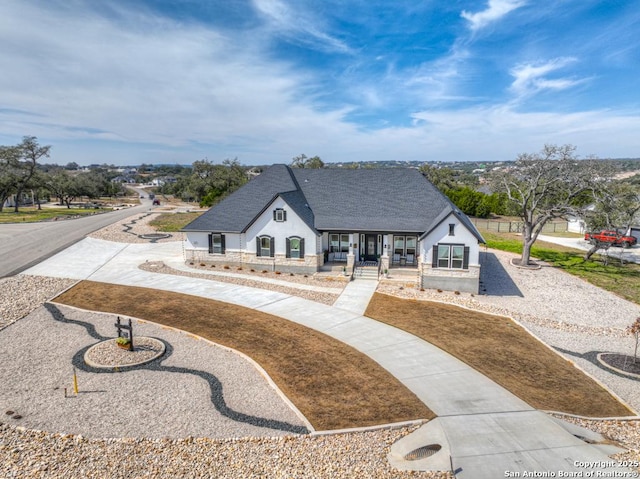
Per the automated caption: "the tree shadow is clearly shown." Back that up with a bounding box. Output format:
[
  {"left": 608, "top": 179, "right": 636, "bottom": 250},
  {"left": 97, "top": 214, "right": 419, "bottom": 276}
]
[
  {"left": 479, "top": 251, "right": 523, "bottom": 297},
  {"left": 554, "top": 346, "right": 640, "bottom": 382}
]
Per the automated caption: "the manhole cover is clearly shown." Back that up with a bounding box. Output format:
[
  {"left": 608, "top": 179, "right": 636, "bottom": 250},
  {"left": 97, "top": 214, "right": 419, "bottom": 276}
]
[
  {"left": 404, "top": 444, "right": 442, "bottom": 461},
  {"left": 138, "top": 233, "right": 172, "bottom": 240}
]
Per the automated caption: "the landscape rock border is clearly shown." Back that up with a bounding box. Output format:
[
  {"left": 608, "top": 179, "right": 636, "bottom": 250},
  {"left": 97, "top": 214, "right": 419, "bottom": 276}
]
[
  {"left": 597, "top": 353, "right": 640, "bottom": 380},
  {"left": 84, "top": 336, "right": 166, "bottom": 369}
]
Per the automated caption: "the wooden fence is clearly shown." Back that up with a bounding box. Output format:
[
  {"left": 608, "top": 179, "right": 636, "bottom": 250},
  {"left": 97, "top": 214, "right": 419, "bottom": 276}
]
[{"left": 470, "top": 219, "right": 568, "bottom": 234}]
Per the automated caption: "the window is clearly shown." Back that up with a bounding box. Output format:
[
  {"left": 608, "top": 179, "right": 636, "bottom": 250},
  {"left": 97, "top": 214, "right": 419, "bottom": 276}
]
[
  {"left": 437, "top": 245, "right": 450, "bottom": 268},
  {"left": 329, "top": 233, "right": 350, "bottom": 253},
  {"left": 257, "top": 235, "right": 274, "bottom": 257},
  {"left": 208, "top": 233, "right": 225, "bottom": 254},
  {"left": 273, "top": 208, "right": 286, "bottom": 222},
  {"left": 406, "top": 236, "right": 417, "bottom": 256},
  {"left": 393, "top": 235, "right": 417, "bottom": 256},
  {"left": 286, "top": 236, "right": 305, "bottom": 259},
  {"left": 394, "top": 236, "right": 405, "bottom": 256},
  {"left": 434, "top": 244, "right": 468, "bottom": 269},
  {"left": 449, "top": 224, "right": 455, "bottom": 236},
  {"left": 340, "top": 234, "right": 349, "bottom": 252}
]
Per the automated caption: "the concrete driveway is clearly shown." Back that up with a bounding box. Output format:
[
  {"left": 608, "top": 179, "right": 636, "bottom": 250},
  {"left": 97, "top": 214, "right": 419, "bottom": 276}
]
[{"left": 538, "top": 234, "right": 640, "bottom": 263}]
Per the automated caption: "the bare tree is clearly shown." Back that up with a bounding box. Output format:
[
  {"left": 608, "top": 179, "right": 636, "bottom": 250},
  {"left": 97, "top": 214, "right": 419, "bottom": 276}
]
[
  {"left": 492, "top": 144, "right": 599, "bottom": 266},
  {"left": 582, "top": 180, "right": 640, "bottom": 261},
  {"left": 628, "top": 317, "right": 640, "bottom": 364}
]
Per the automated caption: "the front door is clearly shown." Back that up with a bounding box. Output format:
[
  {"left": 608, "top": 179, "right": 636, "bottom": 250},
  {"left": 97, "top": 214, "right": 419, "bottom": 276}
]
[{"left": 364, "top": 234, "right": 378, "bottom": 262}]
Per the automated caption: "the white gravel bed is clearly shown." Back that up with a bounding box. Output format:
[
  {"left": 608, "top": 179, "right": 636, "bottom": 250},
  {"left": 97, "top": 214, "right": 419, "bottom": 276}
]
[
  {"left": 140, "top": 261, "right": 341, "bottom": 305},
  {"left": 84, "top": 337, "right": 165, "bottom": 368},
  {"left": 0, "top": 275, "right": 76, "bottom": 331},
  {"left": 0, "top": 424, "right": 451, "bottom": 479},
  {"left": 186, "top": 262, "right": 348, "bottom": 289},
  {"left": 87, "top": 212, "right": 181, "bottom": 244},
  {"left": 0, "top": 304, "right": 307, "bottom": 440}
]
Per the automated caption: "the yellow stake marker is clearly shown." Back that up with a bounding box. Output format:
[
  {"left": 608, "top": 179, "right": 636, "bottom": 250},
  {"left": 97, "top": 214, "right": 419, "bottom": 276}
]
[{"left": 73, "top": 368, "right": 79, "bottom": 395}]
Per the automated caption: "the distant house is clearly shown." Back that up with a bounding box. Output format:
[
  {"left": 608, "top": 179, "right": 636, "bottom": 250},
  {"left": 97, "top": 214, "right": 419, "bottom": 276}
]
[{"left": 182, "top": 164, "right": 485, "bottom": 293}]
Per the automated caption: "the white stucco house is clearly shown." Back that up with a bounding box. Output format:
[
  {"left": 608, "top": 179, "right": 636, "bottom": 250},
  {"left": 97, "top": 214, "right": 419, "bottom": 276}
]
[{"left": 182, "top": 164, "right": 485, "bottom": 293}]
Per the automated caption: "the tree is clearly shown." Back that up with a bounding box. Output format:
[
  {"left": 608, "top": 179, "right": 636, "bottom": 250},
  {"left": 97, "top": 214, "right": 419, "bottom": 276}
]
[
  {"left": 13, "top": 137, "right": 50, "bottom": 212},
  {"left": 582, "top": 180, "right": 640, "bottom": 261},
  {"left": 0, "top": 145, "right": 20, "bottom": 212},
  {"left": 290, "top": 154, "right": 324, "bottom": 169},
  {"left": 0, "top": 136, "right": 51, "bottom": 212},
  {"left": 628, "top": 317, "right": 640, "bottom": 364},
  {"left": 419, "top": 164, "right": 456, "bottom": 191},
  {"left": 491, "top": 144, "right": 599, "bottom": 266},
  {"left": 44, "top": 169, "right": 80, "bottom": 208}
]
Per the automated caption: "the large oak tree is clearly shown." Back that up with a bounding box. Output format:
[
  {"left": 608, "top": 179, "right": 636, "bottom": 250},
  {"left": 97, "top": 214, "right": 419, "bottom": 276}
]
[{"left": 492, "top": 144, "right": 599, "bottom": 266}]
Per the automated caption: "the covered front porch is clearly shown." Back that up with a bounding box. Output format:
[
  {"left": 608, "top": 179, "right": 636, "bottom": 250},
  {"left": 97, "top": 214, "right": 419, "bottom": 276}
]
[{"left": 321, "top": 232, "right": 420, "bottom": 273}]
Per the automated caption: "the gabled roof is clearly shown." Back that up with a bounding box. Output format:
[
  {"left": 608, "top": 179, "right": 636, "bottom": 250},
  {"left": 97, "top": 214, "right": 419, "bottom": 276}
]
[
  {"left": 182, "top": 164, "right": 297, "bottom": 233},
  {"left": 182, "top": 164, "right": 484, "bottom": 242}
]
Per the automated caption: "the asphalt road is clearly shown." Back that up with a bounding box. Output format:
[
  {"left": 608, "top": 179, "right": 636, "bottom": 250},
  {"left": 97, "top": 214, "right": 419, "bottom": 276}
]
[{"left": 0, "top": 193, "right": 152, "bottom": 278}]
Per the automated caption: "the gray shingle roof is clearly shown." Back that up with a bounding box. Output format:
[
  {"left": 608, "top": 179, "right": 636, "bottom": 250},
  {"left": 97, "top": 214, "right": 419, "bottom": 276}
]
[{"left": 182, "top": 164, "right": 485, "bottom": 242}]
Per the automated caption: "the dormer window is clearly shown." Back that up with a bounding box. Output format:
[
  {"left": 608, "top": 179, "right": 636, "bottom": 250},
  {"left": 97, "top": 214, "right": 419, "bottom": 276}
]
[{"left": 274, "top": 208, "right": 287, "bottom": 222}]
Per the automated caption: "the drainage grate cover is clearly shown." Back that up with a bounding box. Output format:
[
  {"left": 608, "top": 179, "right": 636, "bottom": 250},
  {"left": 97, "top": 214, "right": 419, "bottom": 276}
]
[{"left": 404, "top": 444, "right": 442, "bottom": 461}]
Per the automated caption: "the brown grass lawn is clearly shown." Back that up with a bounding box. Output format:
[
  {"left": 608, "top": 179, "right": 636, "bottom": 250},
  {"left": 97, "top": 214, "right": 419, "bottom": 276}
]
[
  {"left": 53, "top": 281, "right": 433, "bottom": 430},
  {"left": 365, "top": 293, "right": 633, "bottom": 418}
]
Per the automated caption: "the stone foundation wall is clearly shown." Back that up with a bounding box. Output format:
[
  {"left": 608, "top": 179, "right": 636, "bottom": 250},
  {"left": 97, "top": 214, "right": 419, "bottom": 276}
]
[
  {"left": 185, "top": 249, "right": 321, "bottom": 274},
  {"left": 420, "top": 265, "right": 480, "bottom": 294}
]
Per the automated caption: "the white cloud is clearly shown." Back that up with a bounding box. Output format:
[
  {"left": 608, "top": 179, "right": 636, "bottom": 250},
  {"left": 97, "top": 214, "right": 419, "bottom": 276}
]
[
  {"left": 461, "top": 0, "right": 527, "bottom": 31},
  {"left": 509, "top": 58, "right": 584, "bottom": 99},
  {"left": 1, "top": 1, "right": 639, "bottom": 166},
  {"left": 251, "top": 0, "right": 351, "bottom": 53}
]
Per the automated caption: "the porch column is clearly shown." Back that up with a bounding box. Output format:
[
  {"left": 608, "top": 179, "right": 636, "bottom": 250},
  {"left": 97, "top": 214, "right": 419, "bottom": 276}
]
[{"left": 347, "top": 233, "right": 355, "bottom": 271}]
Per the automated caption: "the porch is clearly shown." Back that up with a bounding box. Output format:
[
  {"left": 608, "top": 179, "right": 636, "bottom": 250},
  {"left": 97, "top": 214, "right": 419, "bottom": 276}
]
[{"left": 324, "top": 232, "right": 420, "bottom": 272}]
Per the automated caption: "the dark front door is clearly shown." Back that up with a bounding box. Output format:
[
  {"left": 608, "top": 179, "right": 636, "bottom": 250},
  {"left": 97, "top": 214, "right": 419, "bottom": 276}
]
[{"left": 364, "top": 234, "right": 378, "bottom": 262}]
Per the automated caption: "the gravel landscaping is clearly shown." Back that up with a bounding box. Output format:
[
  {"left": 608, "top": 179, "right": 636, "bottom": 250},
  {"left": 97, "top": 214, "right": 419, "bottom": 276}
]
[{"left": 0, "top": 304, "right": 308, "bottom": 439}]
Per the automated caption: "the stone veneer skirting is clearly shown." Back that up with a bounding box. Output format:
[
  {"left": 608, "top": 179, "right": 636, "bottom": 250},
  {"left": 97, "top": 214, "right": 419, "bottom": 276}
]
[
  {"left": 185, "top": 249, "right": 321, "bottom": 274},
  {"left": 419, "top": 264, "right": 480, "bottom": 294}
]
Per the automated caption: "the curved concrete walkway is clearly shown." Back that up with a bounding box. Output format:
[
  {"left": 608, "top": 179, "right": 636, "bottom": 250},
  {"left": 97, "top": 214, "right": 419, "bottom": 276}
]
[{"left": 23, "top": 238, "right": 633, "bottom": 478}]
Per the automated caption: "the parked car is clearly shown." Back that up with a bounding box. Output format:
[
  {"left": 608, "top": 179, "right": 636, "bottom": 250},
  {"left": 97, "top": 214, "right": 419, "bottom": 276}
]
[
  {"left": 152, "top": 199, "right": 160, "bottom": 206},
  {"left": 584, "top": 230, "right": 637, "bottom": 247}
]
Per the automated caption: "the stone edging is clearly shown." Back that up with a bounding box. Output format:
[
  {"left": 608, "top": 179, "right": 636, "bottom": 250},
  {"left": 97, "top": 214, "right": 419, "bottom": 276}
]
[
  {"left": 597, "top": 353, "right": 640, "bottom": 380},
  {"left": 509, "top": 258, "right": 542, "bottom": 270},
  {"left": 84, "top": 337, "right": 166, "bottom": 369}
]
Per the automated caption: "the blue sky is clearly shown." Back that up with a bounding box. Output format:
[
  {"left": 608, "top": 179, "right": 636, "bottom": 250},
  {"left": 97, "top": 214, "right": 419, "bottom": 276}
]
[{"left": 1, "top": 0, "right": 639, "bottom": 166}]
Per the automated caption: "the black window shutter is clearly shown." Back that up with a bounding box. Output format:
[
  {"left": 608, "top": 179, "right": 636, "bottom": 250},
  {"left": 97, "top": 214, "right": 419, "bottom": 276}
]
[
  {"left": 286, "top": 238, "right": 291, "bottom": 258},
  {"left": 432, "top": 245, "right": 438, "bottom": 268},
  {"left": 284, "top": 210, "right": 287, "bottom": 221},
  {"left": 273, "top": 210, "right": 277, "bottom": 221},
  {"left": 270, "top": 236, "right": 275, "bottom": 257},
  {"left": 256, "top": 238, "right": 261, "bottom": 257},
  {"left": 220, "top": 234, "right": 226, "bottom": 254},
  {"left": 208, "top": 233, "right": 213, "bottom": 254},
  {"left": 300, "top": 238, "right": 305, "bottom": 258},
  {"left": 463, "top": 246, "right": 470, "bottom": 269}
]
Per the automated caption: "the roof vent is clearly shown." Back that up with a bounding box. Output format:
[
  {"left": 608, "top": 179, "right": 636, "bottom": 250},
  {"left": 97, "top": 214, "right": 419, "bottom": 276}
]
[{"left": 304, "top": 179, "right": 309, "bottom": 182}]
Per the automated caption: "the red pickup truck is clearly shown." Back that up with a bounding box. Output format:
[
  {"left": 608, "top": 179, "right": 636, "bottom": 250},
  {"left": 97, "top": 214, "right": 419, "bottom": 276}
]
[{"left": 584, "top": 230, "right": 637, "bottom": 247}]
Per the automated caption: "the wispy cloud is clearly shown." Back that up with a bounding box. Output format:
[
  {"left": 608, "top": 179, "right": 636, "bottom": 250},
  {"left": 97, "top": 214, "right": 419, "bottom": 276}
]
[
  {"left": 461, "top": 0, "right": 526, "bottom": 31},
  {"left": 509, "top": 57, "right": 584, "bottom": 99},
  {"left": 251, "top": 0, "right": 351, "bottom": 53}
]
